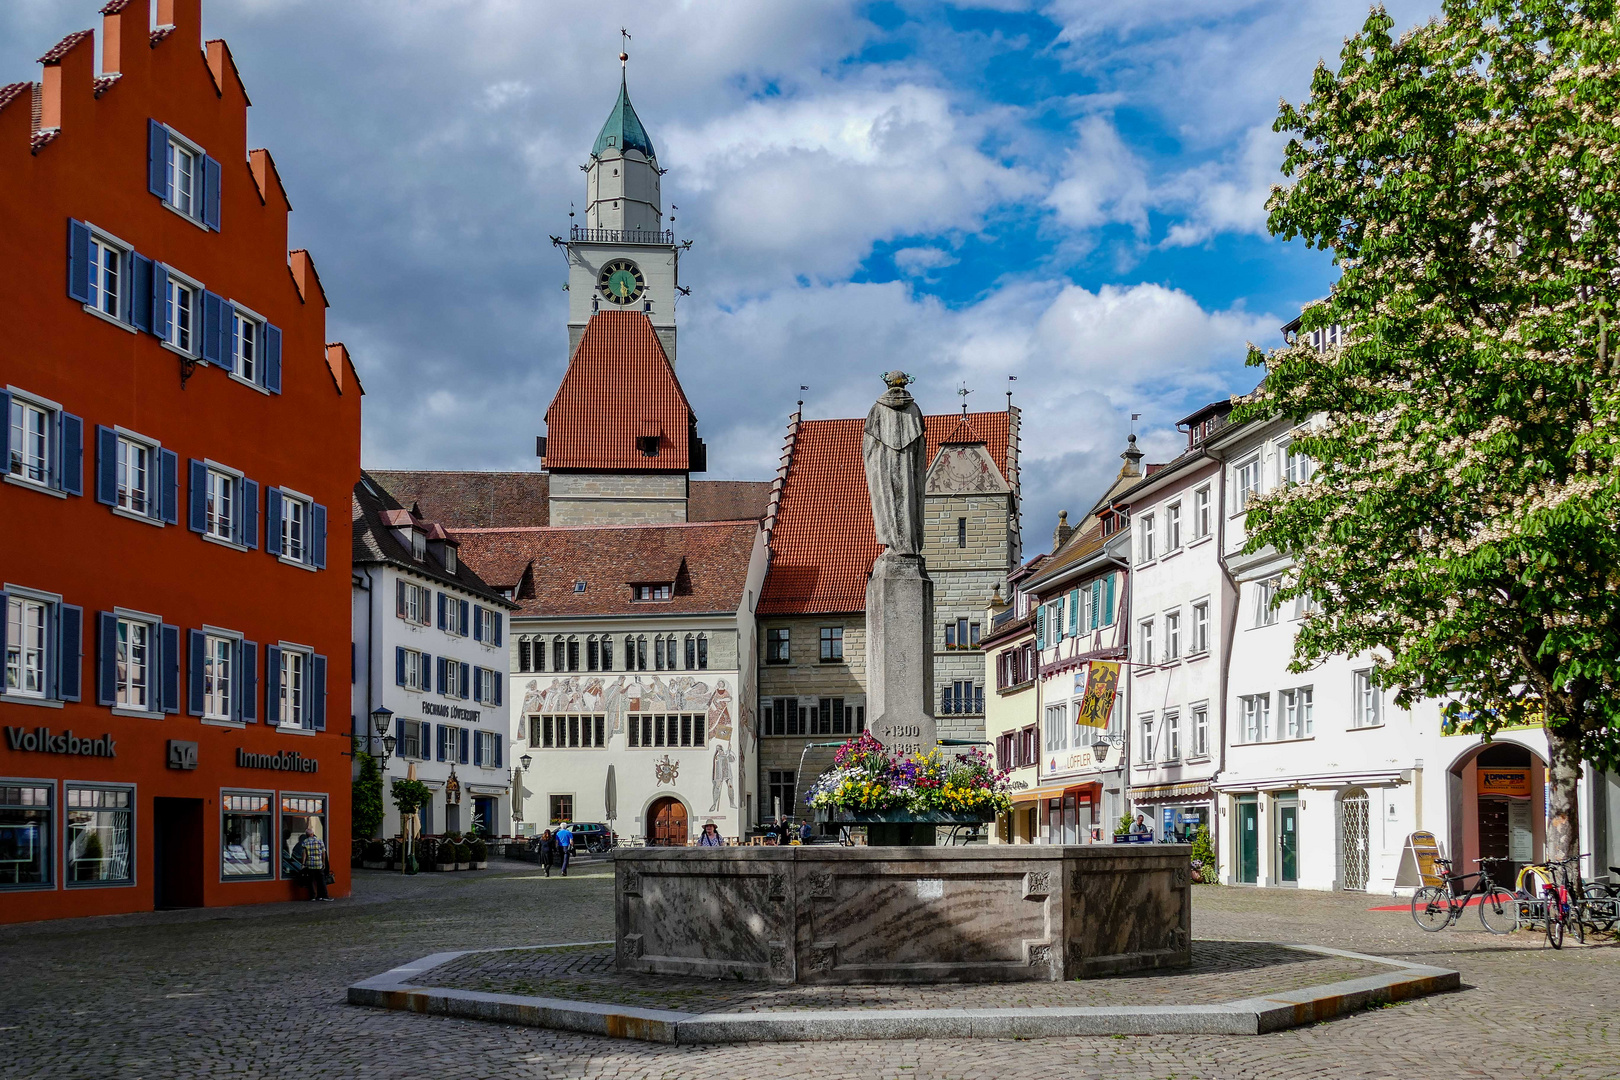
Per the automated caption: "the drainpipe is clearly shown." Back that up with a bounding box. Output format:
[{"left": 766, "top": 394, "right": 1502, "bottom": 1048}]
[{"left": 1214, "top": 457, "right": 1240, "bottom": 879}]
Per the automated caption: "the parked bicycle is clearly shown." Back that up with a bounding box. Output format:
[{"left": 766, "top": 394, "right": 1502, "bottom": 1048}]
[{"left": 1411, "top": 857, "right": 1519, "bottom": 934}]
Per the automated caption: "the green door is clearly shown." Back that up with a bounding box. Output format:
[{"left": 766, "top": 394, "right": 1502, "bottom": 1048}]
[
  {"left": 1238, "top": 798, "right": 1259, "bottom": 883},
  {"left": 1278, "top": 803, "right": 1299, "bottom": 883}
]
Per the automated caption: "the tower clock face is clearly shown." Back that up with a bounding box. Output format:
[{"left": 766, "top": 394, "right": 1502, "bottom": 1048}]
[{"left": 598, "top": 259, "right": 646, "bottom": 305}]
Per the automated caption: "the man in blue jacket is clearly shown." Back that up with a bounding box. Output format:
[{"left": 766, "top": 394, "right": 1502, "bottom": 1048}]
[{"left": 555, "top": 822, "right": 573, "bottom": 876}]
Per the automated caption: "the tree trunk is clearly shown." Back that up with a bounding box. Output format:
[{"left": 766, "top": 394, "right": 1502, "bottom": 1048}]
[{"left": 1543, "top": 721, "right": 1583, "bottom": 863}]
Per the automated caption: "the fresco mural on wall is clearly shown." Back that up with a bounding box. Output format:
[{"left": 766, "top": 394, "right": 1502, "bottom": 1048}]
[{"left": 520, "top": 675, "right": 734, "bottom": 739}]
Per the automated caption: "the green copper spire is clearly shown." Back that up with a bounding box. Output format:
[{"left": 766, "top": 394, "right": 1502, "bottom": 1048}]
[{"left": 591, "top": 72, "right": 656, "bottom": 162}]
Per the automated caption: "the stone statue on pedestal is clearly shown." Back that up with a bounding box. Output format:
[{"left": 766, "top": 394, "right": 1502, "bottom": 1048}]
[{"left": 863, "top": 372, "right": 938, "bottom": 757}]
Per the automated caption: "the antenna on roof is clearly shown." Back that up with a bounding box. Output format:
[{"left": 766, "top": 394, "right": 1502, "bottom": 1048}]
[
  {"left": 1130, "top": 412, "right": 1142, "bottom": 438},
  {"left": 798, "top": 385, "right": 809, "bottom": 412},
  {"left": 1007, "top": 374, "right": 1016, "bottom": 410},
  {"left": 957, "top": 382, "right": 973, "bottom": 416}
]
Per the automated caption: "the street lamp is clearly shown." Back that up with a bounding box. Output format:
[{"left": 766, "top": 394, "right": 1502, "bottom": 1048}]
[
  {"left": 371, "top": 706, "right": 395, "bottom": 767},
  {"left": 1092, "top": 731, "right": 1125, "bottom": 763},
  {"left": 520, "top": 753, "right": 533, "bottom": 771}
]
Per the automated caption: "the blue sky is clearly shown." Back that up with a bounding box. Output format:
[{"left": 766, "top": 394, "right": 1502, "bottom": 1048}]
[{"left": 1, "top": 0, "right": 1441, "bottom": 549}]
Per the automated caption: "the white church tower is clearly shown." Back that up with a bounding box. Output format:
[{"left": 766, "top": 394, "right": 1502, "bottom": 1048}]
[{"left": 565, "top": 53, "right": 681, "bottom": 363}]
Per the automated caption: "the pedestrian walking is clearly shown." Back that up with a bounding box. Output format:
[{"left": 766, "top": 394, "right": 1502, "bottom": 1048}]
[
  {"left": 538, "top": 829, "right": 557, "bottom": 877},
  {"left": 698, "top": 822, "right": 723, "bottom": 847},
  {"left": 798, "top": 820, "right": 813, "bottom": 844},
  {"left": 294, "top": 832, "right": 331, "bottom": 901},
  {"left": 556, "top": 822, "right": 574, "bottom": 876}
]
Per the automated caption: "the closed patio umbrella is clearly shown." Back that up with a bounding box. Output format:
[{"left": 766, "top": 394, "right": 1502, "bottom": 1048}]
[{"left": 604, "top": 764, "right": 617, "bottom": 824}]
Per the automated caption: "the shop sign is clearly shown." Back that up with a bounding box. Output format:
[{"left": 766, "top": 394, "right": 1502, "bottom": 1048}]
[
  {"left": 236, "top": 748, "right": 319, "bottom": 773},
  {"left": 1394, "top": 831, "right": 1444, "bottom": 888},
  {"left": 1075, "top": 663, "right": 1119, "bottom": 728},
  {"left": 167, "top": 740, "right": 199, "bottom": 770},
  {"left": 423, "top": 702, "right": 481, "bottom": 722},
  {"left": 4, "top": 726, "right": 116, "bottom": 757},
  {"left": 1479, "top": 768, "right": 1530, "bottom": 798}
]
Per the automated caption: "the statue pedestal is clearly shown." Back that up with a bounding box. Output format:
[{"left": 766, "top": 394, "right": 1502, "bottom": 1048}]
[{"left": 865, "top": 552, "right": 936, "bottom": 756}]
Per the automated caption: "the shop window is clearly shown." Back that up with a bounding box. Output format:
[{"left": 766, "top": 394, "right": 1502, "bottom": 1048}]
[
  {"left": 0, "top": 782, "right": 52, "bottom": 888},
  {"left": 221, "top": 791, "right": 273, "bottom": 880},
  {"left": 65, "top": 785, "right": 133, "bottom": 886},
  {"left": 279, "top": 794, "right": 327, "bottom": 880}
]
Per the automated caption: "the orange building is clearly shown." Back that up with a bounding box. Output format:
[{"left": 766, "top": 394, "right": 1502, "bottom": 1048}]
[{"left": 0, "top": 0, "right": 361, "bottom": 922}]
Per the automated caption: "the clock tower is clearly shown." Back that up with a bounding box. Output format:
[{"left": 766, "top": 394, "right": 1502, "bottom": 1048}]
[{"left": 565, "top": 56, "right": 681, "bottom": 364}]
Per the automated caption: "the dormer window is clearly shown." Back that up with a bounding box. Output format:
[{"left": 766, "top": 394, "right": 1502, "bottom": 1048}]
[
  {"left": 635, "top": 584, "right": 672, "bottom": 602},
  {"left": 636, "top": 435, "right": 660, "bottom": 457},
  {"left": 444, "top": 547, "right": 457, "bottom": 574},
  {"left": 411, "top": 530, "right": 426, "bottom": 560}
]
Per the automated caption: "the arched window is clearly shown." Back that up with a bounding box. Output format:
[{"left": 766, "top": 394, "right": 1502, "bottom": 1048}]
[
  {"left": 696, "top": 633, "right": 708, "bottom": 671},
  {"left": 566, "top": 634, "right": 580, "bottom": 672},
  {"left": 654, "top": 635, "right": 666, "bottom": 671},
  {"left": 552, "top": 635, "right": 565, "bottom": 673},
  {"left": 586, "top": 634, "right": 600, "bottom": 672},
  {"left": 635, "top": 635, "right": 648, "bottom": 671},
  {"left": 601, "top": 635, "right": 614, "bottom": 671},
  {"left": 683, "top": 634, "right": 695, "bottom": 670}
]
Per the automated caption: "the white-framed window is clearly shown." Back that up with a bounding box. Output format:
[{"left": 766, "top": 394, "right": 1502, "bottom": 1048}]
[
  {"left": 1044, "top": 702, "right": 1069, "bottom": 752},
  {"left": 1253, "top": 578, "right": 1280, "bottom": 627},
  {"left": 397, "top": 647, "right": 426, "bottom": 692},
  {"left": 410, "top": 530, "right": 426, "bottom": 560},
  {"left": 164, "top": 271, "right": 199, "bottom": 355},
  {"left": 167, "top": 136, "right": 199, "bottom": 217},
  {"left": 202, "top": 633, "right": 233, "bottom": 721},
  {"left": 443, "top": 595, "right": 465, "bottom": 636},
  {"left": 5, "top": 595, "right": 48, "bottom": 698},
  {"left": 1281, "top": 686, "right": 1314, "bottom": 739},
  {"left": 278, "top": 647, "right": 308, "bottom": 728},
  {"left": 441, "top": 659, "right": 463, "bottom": 699},
  {"left": 1240, "top": 694, "right": 1271, "bottom": 743},
  {"left": 88, "top": 231, "right": 125, "bottom": 319},
  {"left": 1165, "top": 503, "right": 1182, "bottom": 551},
  {"left": 1284, "top": 444, "right": 1315, "bottom": 485},
  {"left": 116, "top": 433, "right": 153, "bottom": 517},
  {"left": 1164, "top": 611, "right": 1181, "bottom": 661},
  {"left": 1235, "top": 456, "right": 1262, "bottom": 511},
  {"left": 635, "top": 583, "right": 673, "bottom": 601},
  {"left": 1163, "top": 711, "right": 1181, "bottom": 761},
  {"left": 475, "top": 730, "right": 502, "bottom": 768},
  {"left": 396, "top": 581, "right": 429, "bottom": 625},
  {"left": 231, "top": 306, "right": 261, "bottom": 383},
  {"left": 116, "top": 615, "right": 154, "bottom": 711},
  {"left": 1139, "top": 514, "right": 1156, "bottom": 562},
  {"left": 204, "top": 467, "right": 235, "bottom": 541},
  {"left": 1191, "top": 705, "right": 1209, "bottom": 758},
  {"left": 1293, "top": 590, "right": 1321, "bottom": 620},
  {"left": 1139, "top": 619, "right": 1155, "bottom": 666},
  {"left": 1192, "top": 485, "right": 1211, "bottom": 538},
  {"left": 282, "top": 493, "right": 308, "bottom": 563},
  {"left": 1139, "top": 714, "right": 1155, "bottom": 763},
  {"left": 1352, "top": 669, "right": 1383, "bottom": 728},
  {"left": 1191, "top": 602, "right": 1209, "bottom": 654},
  {"left": 8, "top": 394, "right": 50, "bottom": 487},
  {"left": 474, "top": 666, "right": 502, "bottom": 706}
]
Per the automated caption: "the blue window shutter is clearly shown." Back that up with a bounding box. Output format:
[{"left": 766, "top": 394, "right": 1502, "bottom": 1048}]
[
  {"left": 459, "top": 600, "right": 470, "bottom": 637},
  {"left": 188, "top": 460, "right": 207, "bottom": 533},
  {"left": 312, "top": 503, "right": 327, "bottom": 568},
  {"left": 57, "top": 412, "right": 83, "bottom": 496},
  {"left": 265, "top": 645, "right": 282, "bottom": 725},
  {"left": 421, "top": 653, "right": 431, "bottom": 691},
  {"left": 240, "top": 639, "right": 257, "bottom": 722},
  {"left": 1036, "top": 604, "right": 1046, "bottom": 649},
  {"left": 473, "top": 606, "right": 484, "bottom": 643},
  {"left": 239, "top": 478, "right": 258, "bottom": 549},
  {"left": 436, "top": 655, "right": 446, "bottom": 694},
  {"left": 201, "top": 291, "right": 224, "bottom": 365},
  {"left": 95, "top": 426, "right": 117, "bottom": 506},
  {"left": 96, "top": 611, "right": 117, "bottom": 706},
  {"left": 472, "top": 666, "right": 484, "bottom": 702},
  {"left": 202, "top": 155, "right": 222, "bottom": 230},
  {"left": 494, "top": 738, "right": 502, "bottom": 768},
  {"left": 131, "top": 254, "right": 154, "bottom": 333},
  {"left": 494, "top": 674, "right": 502, "bottom": 707},
  {"left": 311, "top": 654, "right": 327, "bottom": 731},
  {"left": 151, "top": 264, "right": 171, "bottom": 341},
  {"left": 160, "top": 623, "right": 180, "bottom": 714},
  {"left": 159, "top": 449, "right": 179, "bottom": 525},
  {"left": 264, "top": 323, "right": 282, "bottom": 393},
  {"left": 395, "top": 646, "right": 406, "bottom": 687},
  {"left": 265, "top": 488, "right": 283, "bottom": 556},
  {"left": 1105, "top": 574, "right": 1116, "bottom": 625},
  {"left": 54, "top": 603, "right": 83, "bottom": 702},
  {"left": 1069, "top": 588, "right": 1080, "bottom": 635},
  {"left": 436, "top": 725, "right": 446, "bottom": 762},
  {"left": 437, "top": 593, "right": 446, "bottom": 630},
  {"left": 0, "top": 392, "right": 7, "bottom": 470},
  {"left": 68, "top": 220, "right": 92, "bottom": 303},
  {"left": 187, "top": 629, "right": 205, "bottom": 716},
  {"left": 459, "top": 662, "right": 470, "bottom": 700},
  {"left": 493, "top": 613, "right": 502, "bottom": 647},
  {"left": 474, "top": 732, "right": 484, "bottom": 767},
  {"left": 147, "top": 120, "right": 167, "bottom": 197},
  {"left": 459, "top": 728, "right": 469, "bottom": 764}
]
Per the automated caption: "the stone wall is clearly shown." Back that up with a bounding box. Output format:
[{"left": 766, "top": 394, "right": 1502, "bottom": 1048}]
[
  {"left": 548, "top": 471, "right": 688, "bottom": 526},
  {"left": 616, "top": 845, "right": 1192, "bottom": 984}
]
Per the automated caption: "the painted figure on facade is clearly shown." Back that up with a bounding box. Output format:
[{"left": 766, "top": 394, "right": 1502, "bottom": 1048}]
[
  {"left": 863, "top": 371, "right": 927, "bottom": 556},
  {"left": 706, "top": 679, "right": 734, "bottom": 742},
  {"left": 710, "top": 743, "right": 736, "bottom": 811}
]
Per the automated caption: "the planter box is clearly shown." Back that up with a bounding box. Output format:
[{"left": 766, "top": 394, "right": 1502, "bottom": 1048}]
[
  {"left": 455, "top": 861, "right": 470, "bottom": 871},
  {"left": 470, "top": 860, "right": 488, "bottom": 870},
  {"left": 814, "top": 809, "right": 995, "bottom": 825},
  {"left": 436, "top": 862, "right": 455, "bottom": 873}
]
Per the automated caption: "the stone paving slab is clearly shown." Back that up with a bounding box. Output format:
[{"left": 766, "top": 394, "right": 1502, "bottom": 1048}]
[{"left": 347, "top": 938, "right": 1459, "bottom": 1042}]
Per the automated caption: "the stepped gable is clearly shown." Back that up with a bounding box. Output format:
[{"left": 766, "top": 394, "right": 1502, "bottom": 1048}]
[
  {"left": 759, "top": 410, "right": 1013, "bottom": 616},
  {"left": 451, "top": 521, "right": 758, "bottom": 618},
  {"left": 542, "top": 309, "right": 694, "bottom": 472}
]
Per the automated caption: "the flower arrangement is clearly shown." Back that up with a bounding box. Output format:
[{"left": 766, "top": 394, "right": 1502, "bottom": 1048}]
[{"left": 806, "top": 733, "right": 1012, "bottom": 818}]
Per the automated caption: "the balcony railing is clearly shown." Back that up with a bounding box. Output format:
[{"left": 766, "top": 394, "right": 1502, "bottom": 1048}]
[{"left": 571, "top": 226, "right": 674, "bottom": 246}]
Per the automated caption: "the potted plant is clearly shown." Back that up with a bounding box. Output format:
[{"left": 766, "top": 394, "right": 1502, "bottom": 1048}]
[
  {"left": 361, "top": 840, "right": 388, "bottom": 870},
  {"left": 469, "top": 838, "right": 488, "bottom": 870},
  {"left": 389, "top": 777, "right": 433, "bottom": 874},
  {"left": 807, "top": 734, "right": 1012, "bottom": 843},
  {"left": 1113, "top": 814, "right": 1135, "bottom": 843},
  {"left": 1189, "top": 825, "right": 1218, "bottom": 884}
]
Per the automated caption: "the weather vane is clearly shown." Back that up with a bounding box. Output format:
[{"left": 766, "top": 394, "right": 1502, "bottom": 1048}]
[
  {"left": 958, "top": 382, "right": 973, "bottom": 416},
  {"left": 620, "top": 27, "right": 632, "bottom": 67}
]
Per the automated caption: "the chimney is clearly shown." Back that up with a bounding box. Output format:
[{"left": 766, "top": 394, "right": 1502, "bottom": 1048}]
[
  {"left": 1120, "top": 433, "right": 1144, "bottom": 478},
  {"left": 1052, "top": 510, "right": 1073, "bottom": 552}
]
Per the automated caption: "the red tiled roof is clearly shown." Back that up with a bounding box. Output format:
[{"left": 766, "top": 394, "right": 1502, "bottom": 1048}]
[
  {"left": 759, "top": 410, "right": 1012, "bottom": 616},
  {"left": 451, "top": 521, "right": 758, "bottom": 618},
  {"left": 542, "top": 310, "right": 694, "bottom": 472},
  {"left": 366, "top": 470, "right": 770, "bottom": 528},
  {"left": 940, "top": 414, "right": 987, "bottom": 446},
  {"left": 0, "top": 83, "right": 33, "bottom": 114},
  {"left": 38, "top": 30, "right": 91, "bottom": 65}
]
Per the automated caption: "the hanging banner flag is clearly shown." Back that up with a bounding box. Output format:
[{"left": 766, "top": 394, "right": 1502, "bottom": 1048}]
[{"left": 1075, "top": 662, "right": 1120, "bottom": 728}]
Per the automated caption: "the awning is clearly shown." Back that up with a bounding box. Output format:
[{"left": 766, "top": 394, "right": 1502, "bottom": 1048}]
[
  {"left": 1011, "top": 781, "right": 1107, "bottom": 804},
  {"left": 1214, "top": 769, "right": 1409, "bottom": 794},
  {"left": 1130, "top": 780, "right": 1215, "bottom": 803}
]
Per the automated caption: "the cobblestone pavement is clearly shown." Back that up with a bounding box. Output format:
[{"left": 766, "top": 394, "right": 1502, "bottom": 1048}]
[
  {"left": 2, "top": 861, "right": 1617, "bottom": 1079},
  {"left": 428, "top": 940, "right": 1383, "bottom": 1011}
]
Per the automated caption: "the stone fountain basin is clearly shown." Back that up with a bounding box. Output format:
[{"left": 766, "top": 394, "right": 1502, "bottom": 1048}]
[{"left": 615, "top": 844, "right": 1192, "bottom": 985}]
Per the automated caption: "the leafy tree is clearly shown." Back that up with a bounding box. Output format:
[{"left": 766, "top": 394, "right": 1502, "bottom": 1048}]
[
  {"left": 1244, "top": 0, "right": 1620, "bottom": 861},
  {"left": 351, "top": 751, "right": 385, "bottom": 840}
]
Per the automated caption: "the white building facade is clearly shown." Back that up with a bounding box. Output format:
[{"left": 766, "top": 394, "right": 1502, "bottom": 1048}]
[{"left": 351, "top": 476, "right": 518, "bottom": 839}]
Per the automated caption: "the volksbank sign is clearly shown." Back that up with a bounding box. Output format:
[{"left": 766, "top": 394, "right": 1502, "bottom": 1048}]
[
  {"left": 5, "top": 726, "right": 117, "bottom": 757},
  {"left": 236, "top": 748, "right": 319, "bottom": 773}
]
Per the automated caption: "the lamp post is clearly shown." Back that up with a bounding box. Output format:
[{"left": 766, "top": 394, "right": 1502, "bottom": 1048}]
[
  {"left": 511, "top": 754, "right": 533, "bottom": 829},
  {"left": 370, "top": 706, "right": 395, "bottom": 767}
]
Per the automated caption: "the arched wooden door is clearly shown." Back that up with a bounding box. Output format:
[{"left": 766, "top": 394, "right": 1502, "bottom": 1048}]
[{"left": 648, "top": 798, "right": 689, "bottom": 847}]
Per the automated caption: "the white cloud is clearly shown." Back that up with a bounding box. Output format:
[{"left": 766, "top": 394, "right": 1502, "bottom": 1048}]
[
  {"left": 1157, "top": 123, "right": 1283, "bottom": 246},
  {"left": 1045, "top": 114, "right": 1151, "bottom": 235},
  {"left": 893, "top": 246, "right": 960, "bottom": 275}
]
